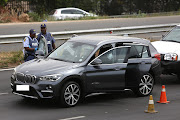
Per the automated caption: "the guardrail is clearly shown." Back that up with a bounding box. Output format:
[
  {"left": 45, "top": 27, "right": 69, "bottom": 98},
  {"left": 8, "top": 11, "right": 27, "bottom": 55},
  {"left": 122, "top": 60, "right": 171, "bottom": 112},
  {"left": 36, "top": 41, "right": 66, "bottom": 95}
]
[{"left": 0, "top": 23, "right": 179, "bottom": 44}]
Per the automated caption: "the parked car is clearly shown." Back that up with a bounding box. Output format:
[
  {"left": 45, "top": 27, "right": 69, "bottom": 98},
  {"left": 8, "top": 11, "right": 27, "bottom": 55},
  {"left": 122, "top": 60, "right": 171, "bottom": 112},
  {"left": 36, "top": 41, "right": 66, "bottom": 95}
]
[
  {"left": 151, "top": 24, "right": 180, "bottom": 79},
  {"left": 11, "top": 35, "right": 161, "bottom": 107},
  {"left": 49, "top": 7, "right": 97, "bottom": 20}
]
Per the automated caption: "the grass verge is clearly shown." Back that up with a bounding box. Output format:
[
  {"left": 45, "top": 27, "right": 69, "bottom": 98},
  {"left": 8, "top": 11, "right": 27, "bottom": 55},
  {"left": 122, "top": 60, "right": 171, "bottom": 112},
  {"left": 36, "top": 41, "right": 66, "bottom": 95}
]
[{"left": 0, "top": 51, "right": 24, "bottom": 69}]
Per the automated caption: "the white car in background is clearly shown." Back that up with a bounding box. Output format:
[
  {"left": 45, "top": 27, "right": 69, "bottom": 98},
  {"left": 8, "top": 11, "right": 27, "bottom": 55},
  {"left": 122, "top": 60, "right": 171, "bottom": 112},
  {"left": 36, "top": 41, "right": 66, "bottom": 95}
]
[
  {"left": 151, "top": 24, "right": 180, "bottom": 79},
  {"left": 49, "top": 7, "right": 97, "bottom": 20}
]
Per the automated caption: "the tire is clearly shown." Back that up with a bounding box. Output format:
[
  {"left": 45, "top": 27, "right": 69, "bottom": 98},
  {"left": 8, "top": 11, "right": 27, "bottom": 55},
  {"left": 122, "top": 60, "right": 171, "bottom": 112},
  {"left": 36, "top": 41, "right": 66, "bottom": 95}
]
[
  {"left": 177, "top": 74, "right": 180, "bottom": 81},
  {"left": 59, "top": 81, "right": 81, "bottom": 107},
  {"left": 132, "top": 73, "right": 154, "bottom": 97}
]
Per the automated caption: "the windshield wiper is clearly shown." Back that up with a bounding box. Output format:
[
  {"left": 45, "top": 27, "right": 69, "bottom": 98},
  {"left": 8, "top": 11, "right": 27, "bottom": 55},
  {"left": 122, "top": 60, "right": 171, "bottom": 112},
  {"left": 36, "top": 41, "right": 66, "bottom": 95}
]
[
  {"left": 48, "top": 57, "right": 77, "bottom": 63},
  {"left": 163, "top": 40, "right": 180, "bottom": 43},
  {"left": 48, "top": 57, "right": 64, "bottom": 61}
]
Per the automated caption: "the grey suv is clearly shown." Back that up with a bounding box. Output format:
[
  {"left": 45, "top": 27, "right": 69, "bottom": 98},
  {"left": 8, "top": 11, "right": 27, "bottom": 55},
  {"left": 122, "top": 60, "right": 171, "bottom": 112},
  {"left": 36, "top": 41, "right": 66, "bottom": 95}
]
[{"left": 11, "top": 36, "right": 161, "bottom": 107}]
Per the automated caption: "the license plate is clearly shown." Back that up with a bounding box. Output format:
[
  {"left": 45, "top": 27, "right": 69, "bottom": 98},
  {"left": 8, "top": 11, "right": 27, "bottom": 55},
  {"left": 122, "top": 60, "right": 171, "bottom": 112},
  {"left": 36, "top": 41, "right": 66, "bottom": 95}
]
[{"left": 16, "top": 85, "right": 29, "bottom": 91}]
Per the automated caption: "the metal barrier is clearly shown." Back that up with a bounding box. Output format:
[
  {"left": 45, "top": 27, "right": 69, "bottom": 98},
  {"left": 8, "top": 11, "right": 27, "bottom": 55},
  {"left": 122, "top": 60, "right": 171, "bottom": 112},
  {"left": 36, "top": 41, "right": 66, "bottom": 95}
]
[{"left": 0, "top": 23, "right": 178, "bottom": 44}]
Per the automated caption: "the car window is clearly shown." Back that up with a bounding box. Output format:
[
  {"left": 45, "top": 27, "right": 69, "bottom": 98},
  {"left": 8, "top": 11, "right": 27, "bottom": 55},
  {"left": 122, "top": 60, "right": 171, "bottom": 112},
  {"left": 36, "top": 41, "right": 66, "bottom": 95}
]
[
  {"left": 128, "top": 45, "right": 144, "bottom": 59},
  {"left": 61, "top": 10, "right": 72, "bottom": 14},
  {"left": 134, "top": 45, "right": 143, "bottom": 57},
  {"left": 142, "top": 46, "right": 150, "bottom": 58},
  {"left": 89, "top": 44, "right": 113, "bottom": 62},
  {"left": 95, "top": 47, "right": 129, "bottom": 64},
  {"left": 128, "top": 45, "right": 150, "bottom": 59},
  {"left": 163, "top": 26, "right": 180, "bottom": 42},
  {"left": 128, "top": 46, "right": 140, "bottom": 59},
  {"left": 115, "top": 47, "right": 129, "bottom": 63},
  {"left": 74, "top": 10, "right": 84, "bottom": 14},
  {"left": 48, "top": 41, "right": 95, "bottom": 63},
  {"left": 98, "top": 49, "right": 114, "bottom": 64}
]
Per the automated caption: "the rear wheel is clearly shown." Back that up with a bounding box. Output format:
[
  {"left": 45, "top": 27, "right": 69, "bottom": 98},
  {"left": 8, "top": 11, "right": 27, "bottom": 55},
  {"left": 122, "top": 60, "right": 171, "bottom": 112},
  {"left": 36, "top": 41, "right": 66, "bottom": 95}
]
[
  {"left": 59, "top": 81, "right": 81, "bottom": 107},
  {"left": 132, "top": 73, "right": 154, "bottom": 97},
  {"left": 177, "top": 74, "right": 180, "bottom": 81}
]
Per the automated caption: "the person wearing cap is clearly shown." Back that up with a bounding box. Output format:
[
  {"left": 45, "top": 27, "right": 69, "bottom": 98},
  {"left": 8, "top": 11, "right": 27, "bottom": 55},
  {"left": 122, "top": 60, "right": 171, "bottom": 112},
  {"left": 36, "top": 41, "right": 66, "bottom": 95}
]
[
  {"left": 37, "top": 24, "right": 56, "bottom": 53},
  {"left": 23, "top": 29, "right": 38, "bottom": 62}
]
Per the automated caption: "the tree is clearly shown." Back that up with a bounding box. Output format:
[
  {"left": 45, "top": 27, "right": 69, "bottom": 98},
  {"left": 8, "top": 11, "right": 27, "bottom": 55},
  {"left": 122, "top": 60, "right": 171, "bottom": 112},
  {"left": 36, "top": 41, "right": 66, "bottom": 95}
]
[{"left": 0, "top": 0, "right": 8, "bottom": 6}]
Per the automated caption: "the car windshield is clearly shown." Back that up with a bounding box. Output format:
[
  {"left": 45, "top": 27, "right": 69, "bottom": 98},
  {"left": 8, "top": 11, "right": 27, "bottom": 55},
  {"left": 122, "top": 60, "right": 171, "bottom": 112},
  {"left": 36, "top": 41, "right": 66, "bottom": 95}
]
[
  {"left": 48, "top": 41, "right": 96, "bottom": 63},
  {"left": 163, "top": 26, "right": 180, "bottom": 42}
]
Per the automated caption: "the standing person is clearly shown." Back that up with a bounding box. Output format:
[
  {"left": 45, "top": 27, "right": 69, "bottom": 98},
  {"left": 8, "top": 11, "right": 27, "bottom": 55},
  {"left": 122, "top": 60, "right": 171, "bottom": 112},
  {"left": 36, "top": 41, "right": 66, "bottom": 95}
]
[
  {"left": 37, "top": 24, "right": 56, "bottom": 53},
  {"left": 23, "top": 29, "right": 38, "bottom": 62}
]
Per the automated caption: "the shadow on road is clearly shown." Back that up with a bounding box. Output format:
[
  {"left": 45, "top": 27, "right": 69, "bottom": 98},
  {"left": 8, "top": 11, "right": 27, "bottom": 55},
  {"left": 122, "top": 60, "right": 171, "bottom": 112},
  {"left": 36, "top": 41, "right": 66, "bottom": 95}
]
[
  {"left": 14, "top": 90, "right": 137, "bottom": 109},
  {"left": 13, "top": 75, "right": 180, "bottom": 109}
]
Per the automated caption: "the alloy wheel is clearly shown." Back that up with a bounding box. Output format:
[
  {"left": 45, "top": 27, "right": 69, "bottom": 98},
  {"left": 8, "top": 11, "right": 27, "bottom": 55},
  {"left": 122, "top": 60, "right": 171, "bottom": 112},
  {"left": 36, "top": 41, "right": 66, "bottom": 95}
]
[
  {"left": 139, "top": 74, "right": 154, "bottom": 95},
  {"left": 64, "top": 83, "right": 80, "bottom": 106}
]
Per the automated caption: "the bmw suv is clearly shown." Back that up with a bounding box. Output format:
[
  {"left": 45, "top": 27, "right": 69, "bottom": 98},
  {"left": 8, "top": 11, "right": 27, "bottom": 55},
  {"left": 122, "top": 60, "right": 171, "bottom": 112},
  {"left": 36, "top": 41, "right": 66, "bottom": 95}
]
[{"left": 11, "top": 35, "right": 161, "bottom": 107}]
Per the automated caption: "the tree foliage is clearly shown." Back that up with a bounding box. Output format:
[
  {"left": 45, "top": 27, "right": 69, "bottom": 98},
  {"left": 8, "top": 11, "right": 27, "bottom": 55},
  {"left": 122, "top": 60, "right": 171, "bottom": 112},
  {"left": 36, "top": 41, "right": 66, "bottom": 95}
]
[
  {"left": 30, "top": 0, "right": 180, "bottom": 15},
  {"left": 0, "top": 0, "right": 8, "bottom": 6}
]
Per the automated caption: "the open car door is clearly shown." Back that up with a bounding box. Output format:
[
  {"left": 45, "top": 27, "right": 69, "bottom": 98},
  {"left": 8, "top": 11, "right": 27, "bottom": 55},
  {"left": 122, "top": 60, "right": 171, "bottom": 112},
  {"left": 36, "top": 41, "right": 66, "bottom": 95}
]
[
  {"left": 125, "top": 44, "right": 153, "bottom": 96},
  {"left": 36, "top": 35, "right": 48, "bottom": 56}
]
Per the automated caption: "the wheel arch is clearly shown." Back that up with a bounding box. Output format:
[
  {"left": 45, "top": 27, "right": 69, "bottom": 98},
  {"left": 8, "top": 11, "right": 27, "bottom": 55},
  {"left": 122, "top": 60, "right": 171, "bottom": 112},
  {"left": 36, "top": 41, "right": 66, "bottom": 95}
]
[{"left": 60, "top": 75, "right": 86, "bottom": 95}]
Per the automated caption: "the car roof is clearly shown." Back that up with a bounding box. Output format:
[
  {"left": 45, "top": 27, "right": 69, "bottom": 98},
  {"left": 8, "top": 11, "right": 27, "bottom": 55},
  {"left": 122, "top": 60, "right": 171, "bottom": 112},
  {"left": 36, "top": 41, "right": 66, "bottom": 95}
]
[
  {"left": 68, "top": 35, "right": 151, "bottom": 46},
  {"left": 56, "top": 7, "right": 82, "bottom": 11}
]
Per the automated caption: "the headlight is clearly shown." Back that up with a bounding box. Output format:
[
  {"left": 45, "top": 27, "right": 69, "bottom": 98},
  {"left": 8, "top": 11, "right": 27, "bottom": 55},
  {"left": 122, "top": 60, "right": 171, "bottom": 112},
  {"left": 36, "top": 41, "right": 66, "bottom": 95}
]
[
  {"left": 164, "top": 53, "right": 178, "bottom": 61},
  {"left": 40, "top": 74, "right": 63, "bottom": 81},
  {"left": 13, "top": 68, "right": 16, "bottom": 74},
  {"left": 11, "top": 68, "right": 16, "bottom": 80}
]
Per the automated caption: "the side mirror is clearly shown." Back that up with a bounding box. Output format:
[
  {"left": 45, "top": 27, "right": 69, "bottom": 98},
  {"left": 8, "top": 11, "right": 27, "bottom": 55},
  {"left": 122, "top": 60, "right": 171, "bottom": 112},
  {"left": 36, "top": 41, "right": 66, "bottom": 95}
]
[
  {"left": 35, "top": 50, "right": 45, "bottom": 56},
  {"left": 91, "top": 58, "right": 102, "bottom": 66}
]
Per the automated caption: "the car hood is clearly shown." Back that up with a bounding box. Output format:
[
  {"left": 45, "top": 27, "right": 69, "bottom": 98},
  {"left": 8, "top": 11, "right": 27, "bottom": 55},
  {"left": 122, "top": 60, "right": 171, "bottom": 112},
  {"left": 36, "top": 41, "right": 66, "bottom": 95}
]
[
  {"left": 16, "top": 58, "right": 80, "bottom": 76},
  {"left": 151, "top": 41, "right": 180, "bottom": 54}
]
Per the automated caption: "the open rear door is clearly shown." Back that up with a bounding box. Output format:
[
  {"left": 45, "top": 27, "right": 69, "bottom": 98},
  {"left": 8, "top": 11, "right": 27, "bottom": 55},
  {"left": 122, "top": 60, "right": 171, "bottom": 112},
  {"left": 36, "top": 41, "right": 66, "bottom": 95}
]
[
  {"left": 125, "top": 58, "right": 151, "bottom": 87},
  {"left": 124, "top": 44, "right": 152, "bottom": 88}
]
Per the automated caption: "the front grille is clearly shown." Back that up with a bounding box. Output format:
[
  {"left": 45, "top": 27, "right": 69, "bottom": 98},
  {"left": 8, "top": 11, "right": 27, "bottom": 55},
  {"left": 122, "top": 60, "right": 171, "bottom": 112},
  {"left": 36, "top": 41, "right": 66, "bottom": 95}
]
[{"left": 16, "top": 73, "right": 37, "bottom": 84}]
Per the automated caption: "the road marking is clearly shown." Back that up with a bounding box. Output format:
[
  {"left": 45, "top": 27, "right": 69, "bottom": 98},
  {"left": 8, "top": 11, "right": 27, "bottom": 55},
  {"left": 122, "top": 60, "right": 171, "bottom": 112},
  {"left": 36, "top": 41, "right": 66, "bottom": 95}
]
[
  {"left": 0, "top": 93, "right": 9, "bottom": 96},
  {"left": 59, "top": 116, "right": 85, "bottom": 120}
]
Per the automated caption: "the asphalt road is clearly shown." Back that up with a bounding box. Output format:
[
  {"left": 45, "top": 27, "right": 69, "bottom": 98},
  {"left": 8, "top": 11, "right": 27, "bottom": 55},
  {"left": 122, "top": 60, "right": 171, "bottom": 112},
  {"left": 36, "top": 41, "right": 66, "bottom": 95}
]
[
  {"left": 0, "top": 15, "right": 180, "bottom": 35},
  {"left": 1, "top": 70, "right": 180, "bottom": 120}
]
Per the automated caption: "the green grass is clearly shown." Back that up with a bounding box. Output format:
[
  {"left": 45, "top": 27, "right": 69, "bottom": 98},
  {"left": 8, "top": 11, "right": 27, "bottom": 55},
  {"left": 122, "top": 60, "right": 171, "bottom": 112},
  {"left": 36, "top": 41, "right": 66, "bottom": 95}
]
[{"left": 0, "top": 51, "right": 24, "bottom": 68}]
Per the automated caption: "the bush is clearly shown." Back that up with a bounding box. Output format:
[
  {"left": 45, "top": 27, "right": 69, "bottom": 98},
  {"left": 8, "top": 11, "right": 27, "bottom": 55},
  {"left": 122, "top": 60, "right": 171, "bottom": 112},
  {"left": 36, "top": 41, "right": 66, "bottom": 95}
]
[
  {"left": 28, "top": 12, "right": 41, "bottom": 22},
  {"left": 28, "top": 12, "right": 55, "bottom": 22}
]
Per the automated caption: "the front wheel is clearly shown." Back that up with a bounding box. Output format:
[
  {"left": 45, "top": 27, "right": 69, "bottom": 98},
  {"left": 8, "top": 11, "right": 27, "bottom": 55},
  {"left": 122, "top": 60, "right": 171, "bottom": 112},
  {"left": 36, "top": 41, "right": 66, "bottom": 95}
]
[
  {"left": 59, "top": 81, "right": 81, "bottom": 107},
  {"left": 132, "top": 73, "right": 154, "bottom": 97},
  {"left": 177, "top": 74, "right": 180, "bottom": 81}
]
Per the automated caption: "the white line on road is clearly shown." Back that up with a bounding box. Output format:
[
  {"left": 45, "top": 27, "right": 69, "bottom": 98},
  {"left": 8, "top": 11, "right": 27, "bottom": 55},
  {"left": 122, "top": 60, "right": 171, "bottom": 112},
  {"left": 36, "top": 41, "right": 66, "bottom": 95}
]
[
  {"left": 59, "top": 116, "right": 86, "bottom": 120},
  {"left": 0, "top": 93, "right": 9, "bottom": 96}
]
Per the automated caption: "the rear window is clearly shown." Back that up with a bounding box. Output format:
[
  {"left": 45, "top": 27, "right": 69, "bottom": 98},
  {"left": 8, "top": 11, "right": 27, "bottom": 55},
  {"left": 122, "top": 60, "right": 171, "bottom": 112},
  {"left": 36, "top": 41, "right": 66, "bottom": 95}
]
[
  {"left": 128, "top": 45, "right": 150, "bottom": 59},
  {"left": 61, "top": 10, "right": 73, "bottom": 14}
]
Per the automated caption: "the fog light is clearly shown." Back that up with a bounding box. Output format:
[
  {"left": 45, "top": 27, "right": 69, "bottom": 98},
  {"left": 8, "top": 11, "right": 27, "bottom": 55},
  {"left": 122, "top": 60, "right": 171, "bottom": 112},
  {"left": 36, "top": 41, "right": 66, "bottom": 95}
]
[{"left": 46, "top": 85, "right": 52, "bottom": 90}]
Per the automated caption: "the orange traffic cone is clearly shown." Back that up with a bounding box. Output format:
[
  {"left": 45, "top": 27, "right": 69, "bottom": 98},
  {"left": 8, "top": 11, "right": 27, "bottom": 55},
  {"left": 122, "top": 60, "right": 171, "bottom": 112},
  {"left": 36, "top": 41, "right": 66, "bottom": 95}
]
[
  {"left": 145, "top": 95, "right": 158, "bottom": 113},
  {"left": 157, "top": 85, "right": 170, "bottom": 104}
]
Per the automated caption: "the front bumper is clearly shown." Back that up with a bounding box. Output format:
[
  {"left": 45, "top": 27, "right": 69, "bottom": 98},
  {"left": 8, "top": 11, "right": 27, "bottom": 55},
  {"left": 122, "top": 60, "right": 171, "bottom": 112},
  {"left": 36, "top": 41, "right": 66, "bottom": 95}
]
[
  {"left": 161, "top": 60, "right": 180, "bottom": 74},
  {"left": 11, "top": 75, "right": 61, "bottom": 99}
]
